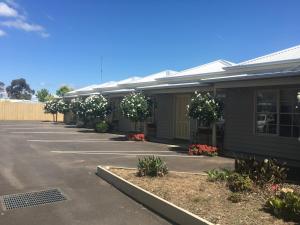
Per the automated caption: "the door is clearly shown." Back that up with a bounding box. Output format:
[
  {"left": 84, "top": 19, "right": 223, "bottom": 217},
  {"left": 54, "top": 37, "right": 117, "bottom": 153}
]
[{"left": 175, "top": 95, "right": 190, "bottom": 139}]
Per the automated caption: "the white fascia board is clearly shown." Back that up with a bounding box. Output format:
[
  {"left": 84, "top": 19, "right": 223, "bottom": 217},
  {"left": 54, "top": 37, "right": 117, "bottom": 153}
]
[
  {"left": 157, "top": 71, "right": 226, "bottom": 83},
  {"left": 77, "top": 92, "right": 99, "bottom": 97},
  {"left": 136, "top": 82, "right": 206, "bottom": 90},
  {"left": 102, "top": 89, "right": 134, "bottom": 94},
  {"left": 64, "top": 95, "right": 78, "bottom": 98},
  {"left": 201, "top": 69, "right": 300, "bottom": 83}
]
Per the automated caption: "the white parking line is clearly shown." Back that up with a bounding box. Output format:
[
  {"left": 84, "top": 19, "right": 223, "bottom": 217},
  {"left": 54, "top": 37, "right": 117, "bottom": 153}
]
[
  {"left": 28, "top": 139, "right": 132, "bottom": 143},
  {"left": 11, "top": 131, "right": 92, "bottom": 134},
  {"left": 51, "top": 151, "right": 201, "bottom": 158},
  {"left": 5, "top": 127, "right": 74, "bottom": 130},
  {"left": 51, "top": 150, "right": 186, "bottom": 153}
]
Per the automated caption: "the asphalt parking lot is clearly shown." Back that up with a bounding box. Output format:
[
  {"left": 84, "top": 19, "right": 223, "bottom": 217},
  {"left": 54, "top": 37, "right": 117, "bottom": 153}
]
[{"left": 0, "top": 121, "right": 234, "bottom": 225}]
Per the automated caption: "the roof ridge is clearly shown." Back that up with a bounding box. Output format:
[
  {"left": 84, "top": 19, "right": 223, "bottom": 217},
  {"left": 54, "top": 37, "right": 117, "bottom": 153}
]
[{"left": 240, "top": 44, "right": 300, "bottom": 65}]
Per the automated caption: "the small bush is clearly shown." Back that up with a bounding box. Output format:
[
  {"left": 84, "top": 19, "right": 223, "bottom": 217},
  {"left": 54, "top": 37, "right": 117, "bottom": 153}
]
[
  {"left": 227, "top": 193, "right": 244, "bottom": 203},
  {"left": 207, "top": 168, "right": 232, "bottom": 182},
  {"left": 95, "top": 121, "right": 109, "bottom": 133},
  {"left": 137, "top": 156, "right": 168, "bottom": 177},
  {"left": 266, "top": 188, "right": 300, "bottom": 220},
  {"left": 227, "top": 173, "right": 253, "bottom": 192},
  {"left": 235, "top": 157, "right": 288, "bottom": 186}
]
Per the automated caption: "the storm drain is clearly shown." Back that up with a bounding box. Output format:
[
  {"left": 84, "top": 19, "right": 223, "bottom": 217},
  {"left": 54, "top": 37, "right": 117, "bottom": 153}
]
[{"left": 0, "top": 188, "right": 67, "bottom": 210}]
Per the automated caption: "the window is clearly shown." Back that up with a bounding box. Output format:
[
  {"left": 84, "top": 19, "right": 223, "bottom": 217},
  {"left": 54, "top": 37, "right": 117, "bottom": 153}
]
[
  {"left": 256, "top": 90, "right": 278, "bottom": 134},
  {"left": 279, "top": 89, "right": 300, "bottom": 137},
  {"left": 255, "top": 88, "right": 300, "bottom": 138}
]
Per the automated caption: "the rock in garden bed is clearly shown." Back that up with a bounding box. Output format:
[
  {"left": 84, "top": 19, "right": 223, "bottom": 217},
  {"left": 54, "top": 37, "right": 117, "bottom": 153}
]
[{"left": 109, "top": 168, "right": 299, "bottom": 225}]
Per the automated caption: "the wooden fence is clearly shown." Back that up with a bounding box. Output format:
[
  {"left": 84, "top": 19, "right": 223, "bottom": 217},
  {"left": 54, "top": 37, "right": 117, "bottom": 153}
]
[{"left": 0, "top": 101, "right": 64, "bottom": 121}]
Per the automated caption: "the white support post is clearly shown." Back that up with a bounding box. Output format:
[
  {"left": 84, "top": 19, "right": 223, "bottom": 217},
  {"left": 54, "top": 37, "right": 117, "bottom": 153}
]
[{"left": 212, "top": 86, "right": 217, "bottom": 147}]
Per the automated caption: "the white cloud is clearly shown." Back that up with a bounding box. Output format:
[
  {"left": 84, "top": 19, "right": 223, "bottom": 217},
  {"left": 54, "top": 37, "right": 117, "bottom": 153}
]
[
  {"left": 0, "top": 2, "right": 18, "bottom": 17},
  {"left": 0, "top": 1, "right": 49, "bottom": 38},
  {"left": 0, "top": 29, "right": 6, "bottom": 36},
  {"left": 40, "top": 32, "right": 50, "bottom": 38},
  {"left": 2, "top": 19, "right": 44, "bottom": 32}
]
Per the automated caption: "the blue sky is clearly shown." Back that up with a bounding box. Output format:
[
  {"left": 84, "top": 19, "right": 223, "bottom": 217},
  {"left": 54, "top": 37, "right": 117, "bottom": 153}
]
[{"left": 0, "top": 0, "right": 300, "bottom": 93}]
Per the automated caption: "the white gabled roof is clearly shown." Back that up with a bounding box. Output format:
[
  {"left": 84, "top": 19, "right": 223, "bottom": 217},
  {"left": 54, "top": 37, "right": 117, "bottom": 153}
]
[
  {"left": 162, "top": 60, "right": 235, "bottom": 78},
  {"left": 129, "top": 70, "right": 177, "bottom": 84},
  {"left": 117, "top": 76, "right": 141, "bottom": 85},
  {"left": 66, "top": 84, "right": 98, "bottom": 95},
  {"left": 93, "top": 81, "right": 118, "bottom": 89},
  {"left": 238, "top": 44, "right": 300, "bottom": 66}
]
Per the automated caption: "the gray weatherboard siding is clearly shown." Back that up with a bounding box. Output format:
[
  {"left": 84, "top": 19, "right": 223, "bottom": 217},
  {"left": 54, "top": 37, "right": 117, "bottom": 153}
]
[{"left": 224, "top": 87, "right": 300, "bottom": 162}]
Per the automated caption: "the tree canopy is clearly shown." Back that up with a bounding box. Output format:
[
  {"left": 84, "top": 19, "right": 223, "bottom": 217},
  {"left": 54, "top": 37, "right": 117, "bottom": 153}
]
[
  {"left": 6, "top": 78, "right": 35, "bottom": 100},
  {"left": 0, "top": 81, "right": 4, "bottom": 92},
  {"left": 36, "top": 88, "right": 53, "bottom": 102},
  {"left": 56, "top": 85, "right": 73, "bottom": 97}
]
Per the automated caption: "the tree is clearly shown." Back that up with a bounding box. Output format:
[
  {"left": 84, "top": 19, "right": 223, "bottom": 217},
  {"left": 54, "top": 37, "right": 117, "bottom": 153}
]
[
  {"left": 187, "top": 92, "right": 222, "bottom": 126},
  {"left": 56, "top": 85, "right": 73, "bottom": 97},
  {"left": 36, "top": 88, "right": 53, "bottom": 102},
  {"left": 83, "top": 95, "right": 110, "bottom": 123},
  {"left": 44, "top": 99, "right": 59, "bottom": 122},
  {"left": 0, "top": 81, "right": 4, "bottom": 92},
  {"left": 187, "top": 92, "right": 222, "bottom": 147},
  {"left": 6, "top": 78, "right": 35, "bottom": 100},
  {"left": 120, "top": 92, "right": 151, "bottom": 132}
]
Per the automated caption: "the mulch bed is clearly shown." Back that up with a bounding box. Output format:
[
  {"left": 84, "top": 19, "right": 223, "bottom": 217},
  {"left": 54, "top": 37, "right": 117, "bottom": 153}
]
[{"left": 110, "top": 168, "right": 300, "bottom": 225}]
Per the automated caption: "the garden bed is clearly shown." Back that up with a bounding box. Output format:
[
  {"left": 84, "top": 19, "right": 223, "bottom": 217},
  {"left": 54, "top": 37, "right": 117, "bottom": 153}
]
[{"left": 109, "top": 168, "right": 300, "bottom": 225}]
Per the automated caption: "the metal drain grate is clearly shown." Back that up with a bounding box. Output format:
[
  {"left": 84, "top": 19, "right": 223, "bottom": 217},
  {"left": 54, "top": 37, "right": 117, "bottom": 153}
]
[{"left": 0, "top": 188, "right": 67, "bottom": 210}]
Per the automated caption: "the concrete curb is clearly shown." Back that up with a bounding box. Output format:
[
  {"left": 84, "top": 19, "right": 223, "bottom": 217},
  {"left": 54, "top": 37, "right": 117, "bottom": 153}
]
[{"left": 96, "top": 165, "right": 214, "bottom": 225}]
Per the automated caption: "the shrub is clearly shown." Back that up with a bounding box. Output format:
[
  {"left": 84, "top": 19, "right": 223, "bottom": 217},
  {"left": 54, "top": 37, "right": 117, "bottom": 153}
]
[
  {"left": 69, "top": 98, "right": 86, "bottom": 119},
  {"left": 84, "top": 95, "right": 110, "bottom": 121},
  {"left": 56, "top": 99, "right": 69, "bottom": 114},
  {"left": 187, "top": 92, "right": 222, "bottom": 126},
  {"left": 235, "top": 157, "right": 288, "bottom": 186},
  {"left": 120, "top": 92, "right": 151, "bottom": 132},
  {"left": 227, "top": 193, "right": 244, "bottom": 203},
  {"left": 266, "top": 188, "right": 300, "bottom": 220},
  {"left": 227, "top": 173, "right": 253, "bottom": 192},
  {"left": 137, "top": 156, "right": 168, "bottom": 177},
  {"left": 189, "top": 144, "right": 218, "bottom": 156},
  {"left": 95, "top": 121, "right": 109, "bottom": 133},
  {"left": 207, "top": 168, "right": 232, "bottom": 182},
  {"left": 44, "top": 99, "right": 59, "bottom": 121}
]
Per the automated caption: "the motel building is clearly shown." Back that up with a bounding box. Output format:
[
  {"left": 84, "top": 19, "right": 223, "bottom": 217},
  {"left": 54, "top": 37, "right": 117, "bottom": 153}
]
[{"left": 65, "top": 45, "right": 300, "bottom": 166}]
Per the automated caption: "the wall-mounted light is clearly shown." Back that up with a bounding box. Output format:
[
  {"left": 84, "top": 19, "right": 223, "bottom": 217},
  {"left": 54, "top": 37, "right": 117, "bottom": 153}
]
[{"left": 297, "top": 92, "right": 300, "bottom": 102}]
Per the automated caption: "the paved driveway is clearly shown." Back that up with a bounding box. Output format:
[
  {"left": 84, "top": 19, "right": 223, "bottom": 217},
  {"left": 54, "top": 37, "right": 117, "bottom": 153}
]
[{"left": 0, "top": 121, "right": 234, "bottom": 225}]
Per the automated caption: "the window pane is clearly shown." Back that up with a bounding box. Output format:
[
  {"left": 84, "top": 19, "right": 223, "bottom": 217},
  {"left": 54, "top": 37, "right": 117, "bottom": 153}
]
[
  {"left": 280, "top": 125, "right": 292, "bottom": 137},
  {"left": 257, "top": 91, "right": 277, "bottom": 113},
  {"left": 280, "top": 101, "right": 293, "bottom": 113},
  {"left": 256, "top": 90, "right": 278, "bottom": 135},
  {"left": 280, "top": 114, "right": 292, "bottom": 125},
  {"left": 256, "top": 113, "right": 277, "bottom": 134},
  {"left": 293, "top": 126, "right": 300, "bottom": 138},
  {"left": 293, "top": 114, "right": 300, "bottom": 126}
]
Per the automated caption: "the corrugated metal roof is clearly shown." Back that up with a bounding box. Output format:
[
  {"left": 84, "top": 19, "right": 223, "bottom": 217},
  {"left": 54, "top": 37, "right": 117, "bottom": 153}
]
[
  {"left": 163, "top": 60, "right": 235, "bottom": 78},
  {"left": 128, "top": 70, "right": 177, "bottom": 84},
  {"left": 238, "top": 44, "right": 300, "bottom": 65}
]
